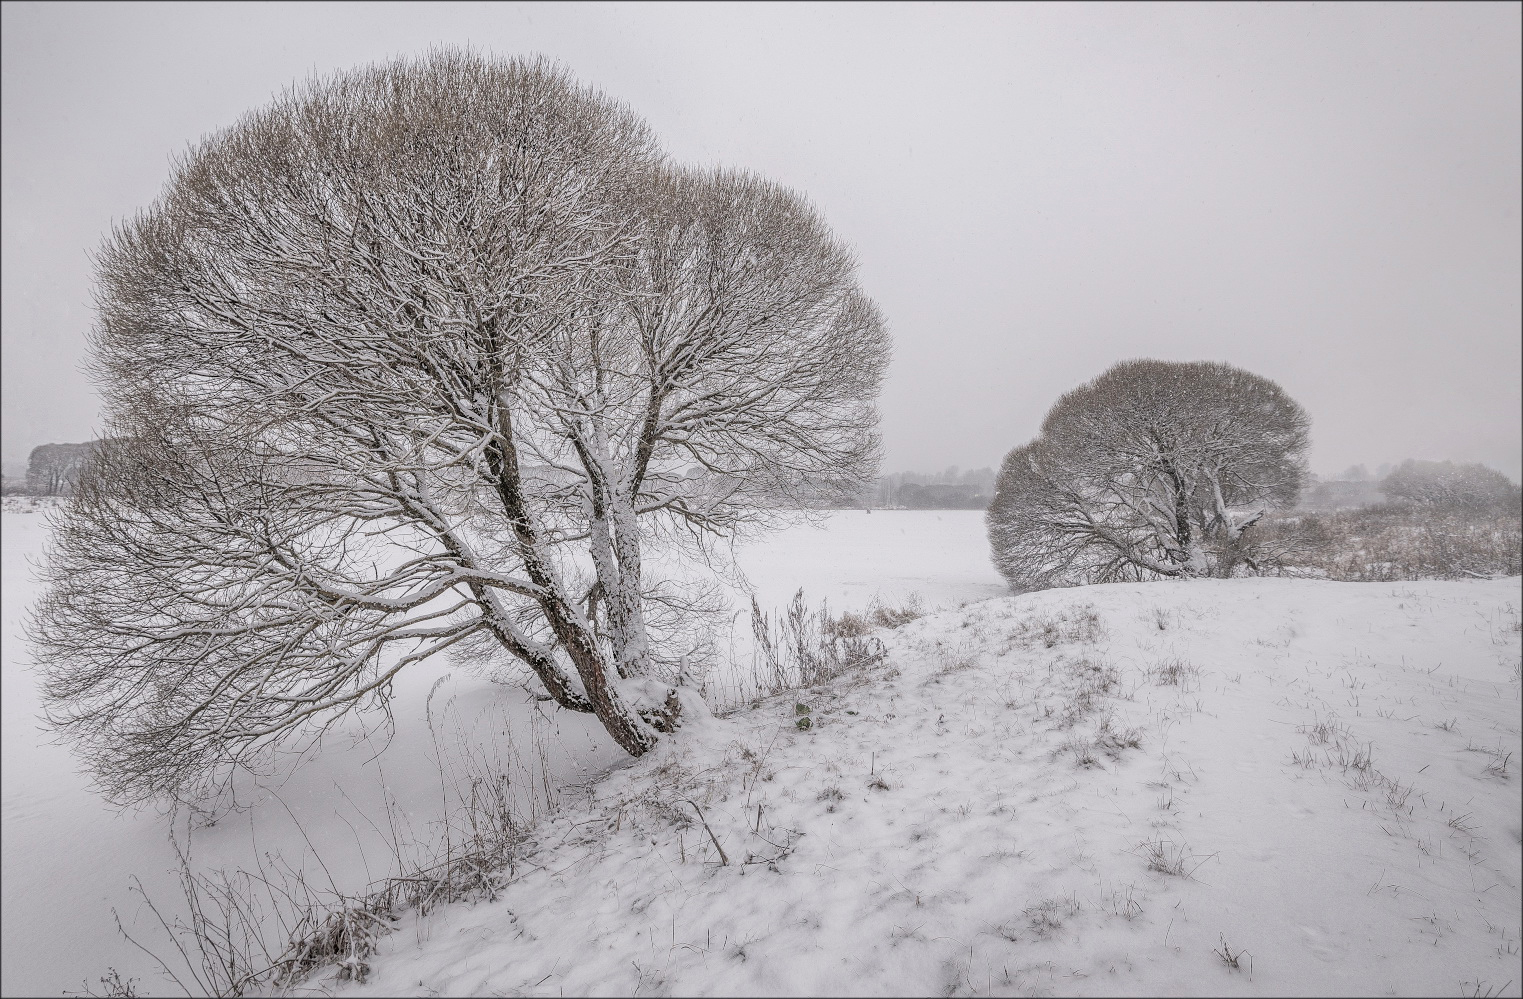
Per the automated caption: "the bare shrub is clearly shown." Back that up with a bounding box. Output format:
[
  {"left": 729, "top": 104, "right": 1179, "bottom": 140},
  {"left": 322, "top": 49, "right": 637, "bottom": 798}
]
[
  {"left": 106, "top": 839, "right": 386, "bottom": 996},
  {"left": 276, "top": 904, "right": 394, "bottom": 986},
  {"left": 1256, "top": 504, "right": 1521, "bottom": 581},
  {"left": 92, "top": 689, "right": 540, "bottom": 995},
  {"left": 869, "top": 594, "right": 927, "bottom": 630},
  {"left": 825, "top": 594, "right": 925, "bottom": 639},
  {"left": 750, "top": 589, "right": 888, "bottom": 696},
  {"left": 66, "top": 969, "right": 140, "bottom": 998},
  {"left": 144, "top": 802, "right": 527, "bottom": 996}
]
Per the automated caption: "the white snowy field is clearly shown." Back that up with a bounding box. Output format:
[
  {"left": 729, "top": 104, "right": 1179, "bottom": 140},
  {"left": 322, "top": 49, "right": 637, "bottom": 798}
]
[
  {"left": 0, "top": 506, "right": 999, "bottom": 997},
  {"left": 333, "top": 576, "right": 1523, "bottom": 998},
  {"left": 4, "top": 502, "right": 1520, "bottom": 997}
]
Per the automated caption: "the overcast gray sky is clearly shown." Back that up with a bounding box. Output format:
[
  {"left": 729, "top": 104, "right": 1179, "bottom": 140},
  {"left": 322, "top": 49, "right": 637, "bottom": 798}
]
[{"left": 3, "top": 1, "right": 1519, "bottom": 479}]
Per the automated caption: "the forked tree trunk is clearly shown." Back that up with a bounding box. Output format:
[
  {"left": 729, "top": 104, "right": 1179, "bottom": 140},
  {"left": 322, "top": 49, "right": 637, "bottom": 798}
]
[{"left": 484, "top": 412, "right": 669, "bottom": 755}]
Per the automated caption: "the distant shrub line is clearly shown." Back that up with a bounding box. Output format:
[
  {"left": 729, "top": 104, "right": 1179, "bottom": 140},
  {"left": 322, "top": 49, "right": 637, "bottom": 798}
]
[{"left": 1256, "top": 501, "right": 1521, "bottom": 582}]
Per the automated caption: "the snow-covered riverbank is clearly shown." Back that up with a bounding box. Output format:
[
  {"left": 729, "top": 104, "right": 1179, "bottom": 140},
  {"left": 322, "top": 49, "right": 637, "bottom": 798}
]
[
  {"left": 8, "top": 500, "right": 1518, "bottom": 996},
  {"left": 1, "top": 507, "right": 999, "bottom": 997},
  {"left": 336, "top": 576, "right": 1522, "bottom": 997}
]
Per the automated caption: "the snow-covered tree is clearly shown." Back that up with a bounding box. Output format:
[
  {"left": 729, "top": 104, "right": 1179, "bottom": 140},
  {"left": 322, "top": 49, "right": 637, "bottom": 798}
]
[
  {"left": 26, "top": 442, "right": 96, "bottom": 495},
  {"left": 29, "top": 51, "right": 888, "bottom": 804},
  {"left": 1380, "top": 460, "right": 1520, "bottom": 512},
  {"left": 986, "top": 360, "right": 1309, "bottom": 591}
]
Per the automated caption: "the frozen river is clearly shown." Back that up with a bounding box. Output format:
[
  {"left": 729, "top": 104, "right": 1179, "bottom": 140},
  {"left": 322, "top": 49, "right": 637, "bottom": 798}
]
[{"left": 1, "top": 506, "right": 1002, "bottom": 996}]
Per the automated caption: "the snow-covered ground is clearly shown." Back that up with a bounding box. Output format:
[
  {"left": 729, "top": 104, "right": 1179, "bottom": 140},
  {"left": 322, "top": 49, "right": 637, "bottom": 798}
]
[
  {"left": 727, "top": 509, "right": 1008, "bottom": 612},
  {"left": 0, "top": 506, "right": 998, "bottom": 997},
  {"left": 5, "top": 502, "right": 1519, "bottom": 996},
  {"left": 334, "top": 576, "right": 1523, "bottom": 998}
]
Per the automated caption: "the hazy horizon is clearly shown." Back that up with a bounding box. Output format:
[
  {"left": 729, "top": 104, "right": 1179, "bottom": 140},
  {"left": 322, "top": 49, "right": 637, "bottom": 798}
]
[{"left": 4, "top": 2, "right": 1520, "bottom": 480}]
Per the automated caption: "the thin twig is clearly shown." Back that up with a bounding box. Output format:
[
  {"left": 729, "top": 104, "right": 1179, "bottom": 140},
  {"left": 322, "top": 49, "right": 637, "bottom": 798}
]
[{"left": 684, "top": 799, "right": 729, "bottom": 866}]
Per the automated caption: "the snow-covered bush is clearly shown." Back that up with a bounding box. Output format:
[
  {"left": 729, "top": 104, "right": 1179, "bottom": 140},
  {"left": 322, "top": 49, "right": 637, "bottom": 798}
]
[
  {"left": 1380, "top": 460, "right": 1522, "bottom": 513},
  {"left": 1257, "top": 504, "right": 1522, "bottom": 581}
]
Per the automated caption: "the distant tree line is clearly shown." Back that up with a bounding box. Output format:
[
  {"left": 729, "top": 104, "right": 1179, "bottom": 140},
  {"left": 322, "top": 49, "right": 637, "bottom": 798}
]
[
  {"left": 787, "top": 465, "right": 996, "bottom": 509},
  {"left": 12, "top": 448, "right": 1003, "bottom": 511},
  {"left": 1298, "top": 460, "right": 1518, "bottom": 514},
  {"left": 12, "top": 442, "right": 100, "bottom": 496},
  {"left": 1296, "top": 477, "right": 1386, "bottom": 512},
  {"left": 876, "top": 467, "right": 995, "bottom": 509}
]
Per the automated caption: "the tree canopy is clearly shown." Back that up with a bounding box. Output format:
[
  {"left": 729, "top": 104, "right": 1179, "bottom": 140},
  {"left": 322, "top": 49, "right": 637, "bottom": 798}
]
[
  {"left": 987, "top": 359, "right": 1310, "bottom": 591},
  {"left": 30, "top": 51, "right": 889, "bottom": 804},
  {"left": 1380, "top": 460, "right": 1520, "bottom": 512}
]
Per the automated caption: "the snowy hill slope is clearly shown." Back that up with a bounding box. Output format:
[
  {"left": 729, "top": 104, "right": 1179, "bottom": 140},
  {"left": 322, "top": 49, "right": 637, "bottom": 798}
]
[{"left": 336, "top": 578, "right": 1522, "bottom": 998}]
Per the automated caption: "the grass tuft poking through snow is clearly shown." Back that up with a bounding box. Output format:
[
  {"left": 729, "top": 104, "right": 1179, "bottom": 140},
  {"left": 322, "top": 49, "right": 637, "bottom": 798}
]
[
  {"left": 1133, "top": 837, "right": 1217, "bottom": 879},
  {"left": 1214, "top": 933, "right": 1254, "bottom": 977},
  {"left": 1148, "top": 656, "right": 1202, "bottom": 688}
]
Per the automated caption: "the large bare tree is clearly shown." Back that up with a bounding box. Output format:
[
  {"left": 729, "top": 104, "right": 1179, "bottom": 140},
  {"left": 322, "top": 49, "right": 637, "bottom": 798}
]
[
  {"left": 30, "top": 51, "right": 888, "bottom": 805},
  {"left": 987, "top": 360, "right": 1308, "bottom": 591}
]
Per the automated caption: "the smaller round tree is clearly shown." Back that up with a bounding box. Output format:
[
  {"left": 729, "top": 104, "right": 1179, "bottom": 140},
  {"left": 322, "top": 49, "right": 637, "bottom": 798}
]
[
  {"left": 1380, "top": 460, "right": 1521, "bottom": 513},
  {"left": 987, "top": 359, "right": 1310, "bottom": 591}
]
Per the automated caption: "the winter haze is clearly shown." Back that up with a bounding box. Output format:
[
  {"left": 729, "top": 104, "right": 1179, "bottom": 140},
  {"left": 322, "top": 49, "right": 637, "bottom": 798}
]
[{"left": 2, "top": 1, "right": 1520, "bottom": 479}]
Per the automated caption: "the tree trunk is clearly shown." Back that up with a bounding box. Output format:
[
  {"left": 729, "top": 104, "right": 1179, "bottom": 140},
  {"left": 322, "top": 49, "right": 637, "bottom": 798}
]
[{"left": 485, "top": 407, "right": 664, "bottom": 756}]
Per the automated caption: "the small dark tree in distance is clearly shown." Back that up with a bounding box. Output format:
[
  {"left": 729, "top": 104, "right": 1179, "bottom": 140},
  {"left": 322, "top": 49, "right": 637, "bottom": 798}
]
[
  {"left": 29, "top": 51, "right": 888, "bottom": 805},
  {"left": 987, "top": 359, "right": 1310, "bottom": 591}
]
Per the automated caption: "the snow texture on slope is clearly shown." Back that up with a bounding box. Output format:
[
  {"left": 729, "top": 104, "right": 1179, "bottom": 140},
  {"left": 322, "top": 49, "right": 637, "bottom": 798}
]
[{"left": 337, "top": 577, "right": 1522, "bottom": 998}]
